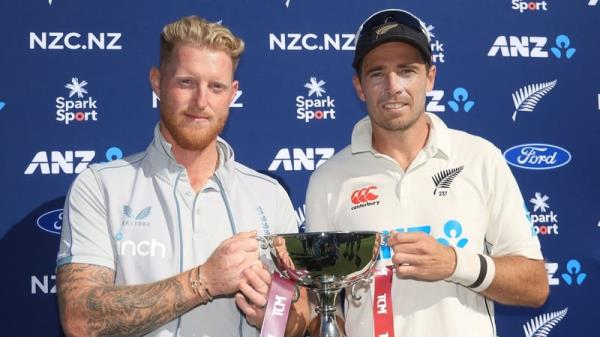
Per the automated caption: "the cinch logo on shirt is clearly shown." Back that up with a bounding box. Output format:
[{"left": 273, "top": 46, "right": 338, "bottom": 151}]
[
  {"left": 115, "top": 233, "right": 167, "bottom": 259},
  {"left": 350, "top": 186, "right": 380, "bottom": 210}
]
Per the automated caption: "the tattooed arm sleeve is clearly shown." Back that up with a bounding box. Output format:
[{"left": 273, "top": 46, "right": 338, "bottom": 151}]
[{"left": 57, "top": 263, "right": 201, "bottom": 337}]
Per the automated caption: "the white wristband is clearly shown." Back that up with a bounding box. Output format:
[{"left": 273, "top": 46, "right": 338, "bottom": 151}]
[{"left": 446, "top": 247, "right": 496, "bottom": 292}]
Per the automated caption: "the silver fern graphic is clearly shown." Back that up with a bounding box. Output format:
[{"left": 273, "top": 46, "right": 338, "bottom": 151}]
[
  {"left": 432, "top": 166, "right": 464, "bottom": 195},
  {"left": 512, "top": 80, "right": 557, "bottom": 121},
  {"left": 523, "top": 308, "right": 568, "bottom": 337}
]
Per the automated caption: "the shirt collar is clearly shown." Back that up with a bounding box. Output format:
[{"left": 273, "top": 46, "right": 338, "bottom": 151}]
[{"left": 350, "top": 112, "right": 451, "bottom": 159}]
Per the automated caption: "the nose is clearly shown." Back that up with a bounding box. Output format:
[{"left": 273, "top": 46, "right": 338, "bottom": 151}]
[
  {"left": 194, "top": 85, "right": 209, "bottom": 110},
  {"left": 384, "top": 72, "right": 403, "bottom": 96}
]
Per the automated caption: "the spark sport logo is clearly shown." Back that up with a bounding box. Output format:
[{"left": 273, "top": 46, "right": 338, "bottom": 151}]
[
  {"left": 55, "top": 77, "right": 99, "bottom": 124},
  {"left": 528, "top": 192, "right": 560, "bottom": 235},
  {"left": 296, "top": 77, "right": 336, "bottom": 123}
]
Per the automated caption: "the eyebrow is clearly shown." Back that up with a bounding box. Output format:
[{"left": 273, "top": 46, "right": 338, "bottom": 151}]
[{"left": 364, "top": 63, "right": 420, "bottom": 76}]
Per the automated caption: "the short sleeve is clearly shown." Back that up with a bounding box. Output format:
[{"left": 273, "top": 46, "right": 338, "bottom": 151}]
[
  {"left": 56, "top": 168, "right": 115, "bottom": 270},
  {"left": 485, "top": 148, "right": 543, "bottom": 260}
]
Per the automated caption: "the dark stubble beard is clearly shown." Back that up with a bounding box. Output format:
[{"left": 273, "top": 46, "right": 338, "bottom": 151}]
[
  {"left": 370, "top": 103, "right": 423, "bottom": 132},
  {"left": 160, "top": 105, "right": 228, "bottom": 151}
]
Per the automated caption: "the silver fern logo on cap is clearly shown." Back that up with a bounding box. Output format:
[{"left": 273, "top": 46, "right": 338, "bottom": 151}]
[
  {"left": 375, "top": 23, "right": 399, "bottom": 39},
  {"left": 512, "top": 80, "right": 557, "bottom": 121}
]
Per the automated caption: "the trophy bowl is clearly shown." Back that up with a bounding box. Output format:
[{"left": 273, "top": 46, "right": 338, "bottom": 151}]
[{"left": 260, "top": 231, "right": 381, "bottom": 337}]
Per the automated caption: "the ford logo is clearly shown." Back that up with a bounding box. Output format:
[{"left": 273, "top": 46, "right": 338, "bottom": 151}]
[
  {"left": 503, "top": 144, "right": 571, "bottom": 170},
  {"left": 36, "top": 209, "right": 63, "bottom": 235}
]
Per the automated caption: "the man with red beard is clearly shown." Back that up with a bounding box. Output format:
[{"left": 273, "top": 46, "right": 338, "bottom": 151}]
[{"left": 56, "top": 16, "right": 308, "bottom": 337}]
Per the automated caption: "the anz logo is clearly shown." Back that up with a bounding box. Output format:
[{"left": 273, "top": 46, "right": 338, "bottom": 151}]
[
  {"left": 268, "top": 148, "right": 334, "bottom": 171},
  {"left": 29, "top": 32, "right": 122, "bottom": 50},
  {"left": 545, "top": 259, "right": 587, "bottom": 287},
  {"left": 24, "top": 147, "right": 124, "bottom": 175},
  {"left": 488, "top": 34, "right": 576, "bottom": 59},
  {"left": 24, "top": 151, "right": 95, "bottom": 175},
  {"left": 24, "top": 146, "right": 123, "bottom": 175},
  {"left": 426, "top": 87, "right": 475, "bottom": 112},
  {"left": 388, "top": 220, "right": 470, "bottom": 249}
]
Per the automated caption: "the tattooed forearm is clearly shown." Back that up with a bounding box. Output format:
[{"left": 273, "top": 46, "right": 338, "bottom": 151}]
[{"left": 57, "top": 263, "right": 198, "bottom": 337}]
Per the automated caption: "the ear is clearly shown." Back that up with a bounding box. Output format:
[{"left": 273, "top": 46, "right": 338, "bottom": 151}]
[
  {"left": 352, "top": 75, "right": 366, "bottom": 102},
  {"left": 426, "top": 65, "right": 437, "bottom": 92},
  {"left": 230, "top": 80, "right": 239, "bottom": 102},
  {"left": 149, "top": 67, "right": 161, "bottom": 97}
]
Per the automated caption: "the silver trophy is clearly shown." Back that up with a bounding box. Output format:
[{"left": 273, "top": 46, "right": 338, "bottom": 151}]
[{"left": 259, "top": 231, "right": 381, "bottom": 337}]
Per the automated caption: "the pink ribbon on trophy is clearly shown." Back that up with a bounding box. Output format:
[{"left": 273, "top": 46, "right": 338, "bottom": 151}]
[
  {"left": 373, "top": 230, "right": 395, "bottom": 337},
  {"left": 260, "top": 272, "right": 296, "bottom": 337}
]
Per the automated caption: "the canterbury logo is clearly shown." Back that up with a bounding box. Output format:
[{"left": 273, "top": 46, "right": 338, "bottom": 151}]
[
  {"left": 375, "top": 23, "right": 398, "bottom": 38},
  {"left": 432, "top": 166, "right": 464, "bottom": 196},
  {"left": 351, "top": 186, "right": 379, "bottom": 204}
]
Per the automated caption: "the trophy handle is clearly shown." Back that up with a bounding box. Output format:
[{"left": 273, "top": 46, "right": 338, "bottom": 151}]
[{"left": 350, "top": 279, "right": 369, "bottom": 301}]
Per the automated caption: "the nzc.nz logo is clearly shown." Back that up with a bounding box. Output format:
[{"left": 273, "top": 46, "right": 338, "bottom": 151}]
[{"left": 504, "top": 144, "right": 571, "bottom": 170}]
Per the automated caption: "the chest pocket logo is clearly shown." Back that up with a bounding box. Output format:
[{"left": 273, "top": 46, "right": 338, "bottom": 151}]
[{"left": 432, "top": 166, "right": 464, "bottom": 196}]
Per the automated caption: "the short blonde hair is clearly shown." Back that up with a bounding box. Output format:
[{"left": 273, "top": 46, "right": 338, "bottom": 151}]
[{"left": 160, "top": 16, "right": 245, "bottom": 69}]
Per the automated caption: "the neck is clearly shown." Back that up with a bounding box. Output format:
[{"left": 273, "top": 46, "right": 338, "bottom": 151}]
[
  {"left": 161, "top": 128, "right": 220, "bottom": 192},
  {"left": 371, "top": 114, "right": 430, "bottom": 171}
]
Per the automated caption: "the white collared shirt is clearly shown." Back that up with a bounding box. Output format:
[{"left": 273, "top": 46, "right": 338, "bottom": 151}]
[{"left": 306, "top": 113, "right": 542, "bottom": 337}]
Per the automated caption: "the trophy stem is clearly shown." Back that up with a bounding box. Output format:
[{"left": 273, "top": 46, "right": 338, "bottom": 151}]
[{"left": 311, "top": 288, "right": 345, "bottom": 337}]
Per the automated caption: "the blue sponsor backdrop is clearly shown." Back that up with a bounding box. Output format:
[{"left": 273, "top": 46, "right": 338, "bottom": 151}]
[{"left": 0, "top": 0, "right": 598, "bottom": 336}]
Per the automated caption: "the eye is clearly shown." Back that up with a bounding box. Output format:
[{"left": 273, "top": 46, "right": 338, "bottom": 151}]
[
  {"left": 177, "top": 78, "right": 194, "bottom": 87},
  {"left": 209, "top": 82, "right": 227, "bottom": 93},
  {"left": 368, "top": 71, "right": 384, "bottom": 80},
  {"left": 399, "top": 68, "right": 416, "bottom": 76}
]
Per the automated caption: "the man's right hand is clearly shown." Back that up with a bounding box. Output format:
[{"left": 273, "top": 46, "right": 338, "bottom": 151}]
[{"left": 201, "top": 230, "right": 260, "bottom": 296}]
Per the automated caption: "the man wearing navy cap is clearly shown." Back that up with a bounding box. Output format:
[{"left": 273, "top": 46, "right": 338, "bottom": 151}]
[{"left": 306, "top": 9, "right": 548, "bottom": 337}]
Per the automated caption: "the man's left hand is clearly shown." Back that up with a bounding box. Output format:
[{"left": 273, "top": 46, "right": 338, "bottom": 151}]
[
  {"left": 387, "top": 231, "right": 456, "bottom": 281},
  {"left": 235, "top": 261, "right": 271, "bottom": 328}
]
